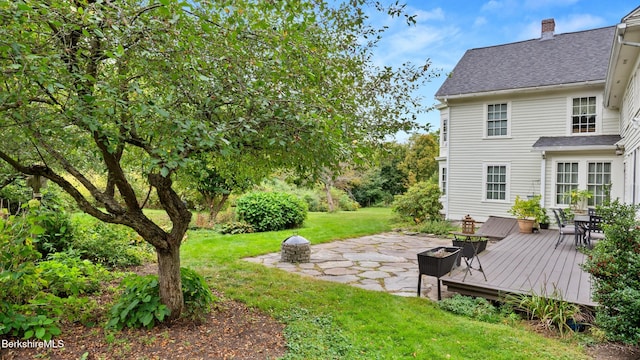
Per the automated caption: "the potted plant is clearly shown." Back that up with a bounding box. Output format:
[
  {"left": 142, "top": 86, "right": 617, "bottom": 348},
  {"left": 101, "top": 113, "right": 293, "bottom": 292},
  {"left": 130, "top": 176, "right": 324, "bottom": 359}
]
[
  {"left": 566, "top": 189, "right": 592, "bottom": 214},
  {"left": 508, "top": 195, "right": 541, "bottom": 233},
  {"left": 536, "top": 207, "right": 550, "bottom": 230}
]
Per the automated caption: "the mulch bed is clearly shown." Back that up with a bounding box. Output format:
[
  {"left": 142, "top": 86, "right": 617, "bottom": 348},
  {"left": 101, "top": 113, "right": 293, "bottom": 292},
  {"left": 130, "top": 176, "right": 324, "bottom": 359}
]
[
  {"left": 1, "top": 298, "right": 286, "bottom": 360},
  {"left": 1, "top": 263, "right": 286, "bottom": 360}
]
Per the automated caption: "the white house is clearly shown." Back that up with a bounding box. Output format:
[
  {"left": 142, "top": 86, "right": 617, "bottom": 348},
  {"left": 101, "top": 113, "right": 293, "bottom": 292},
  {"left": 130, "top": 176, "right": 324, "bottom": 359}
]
[
  {"left": 435, "top": 19, "right": 625, "bottom": 222},
  {"left": 604, "top": 7, "right": 640, "bottom": 207}
]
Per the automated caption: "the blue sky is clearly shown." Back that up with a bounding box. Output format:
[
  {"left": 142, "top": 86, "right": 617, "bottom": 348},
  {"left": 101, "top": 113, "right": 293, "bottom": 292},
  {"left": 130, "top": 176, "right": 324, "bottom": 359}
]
[{"left": 370, "top": 1, "right": 639, "bottom": 141}]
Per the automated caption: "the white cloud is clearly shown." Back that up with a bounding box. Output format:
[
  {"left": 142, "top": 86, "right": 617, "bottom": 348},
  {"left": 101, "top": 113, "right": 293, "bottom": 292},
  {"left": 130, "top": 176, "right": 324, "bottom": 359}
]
[
  {"left": 556, "top": 14, "right": 607, "bottom": 33},
  {"left": 481, "top": 0, "right": 502, "bottom": 12},
  {"left": 523, "top": 0, "right": 579, "bottom": 9},
  {"left": 516, "top": 13, "right": 607, "bottom": 40},
  {"left": 414, "top": 8, "right": 445, "bottom": 21},
  {"left": 375, "top": 24, "right": 456, "bottom": 66},
  {"left": 474, "top": 17, "right": 488, "bottom": 27}
]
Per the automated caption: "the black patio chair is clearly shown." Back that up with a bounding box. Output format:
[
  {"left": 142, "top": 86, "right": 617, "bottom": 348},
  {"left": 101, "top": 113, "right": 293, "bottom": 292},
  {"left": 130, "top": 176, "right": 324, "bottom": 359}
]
[
  {"left": 553, "top": 208, "right": 582, "bottom": 249},
  {"left": 585, "top": 214, "right": 605, "bottom": 248}
]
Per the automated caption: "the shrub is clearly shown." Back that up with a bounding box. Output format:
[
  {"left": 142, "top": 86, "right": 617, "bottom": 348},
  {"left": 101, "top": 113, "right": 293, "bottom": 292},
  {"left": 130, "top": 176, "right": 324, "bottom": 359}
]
[
  {"left": 180, "top": 267, "right": 216, "bottom": 321},
  {"left": 107, "top": 268, "right": 215, "bottom": 329},
  {"left": 392, "top": 181, "right": 442, "bottom": 223},
  {"left": 582, "top": 200, "right": 640, "bottom": 344},
  {"left": 107, "top": 274, "right": 170, "bottom": 330},
  {"left": 71, "top": 218, "right": 154, "bottom": 268},
  {"left": 418, "top": 219, "right": 456, "bottom": 235},
  {"left": 219, "top": 221, "right": 254, "bottom": 235},
  {"left": 334, "top": 189, "right": 359, "bottom": 212},
  {"left": 37, "top": 251, "right": 112, "bottom": 297},
  {"left": 236, "top": 192, "right": 307, "bottom": 232},
  {"left": 439, "top": 294, "right": 505, "bottom": 324},
  {"left": 27, "top": 201, "right": 75, "bottom": 257}
]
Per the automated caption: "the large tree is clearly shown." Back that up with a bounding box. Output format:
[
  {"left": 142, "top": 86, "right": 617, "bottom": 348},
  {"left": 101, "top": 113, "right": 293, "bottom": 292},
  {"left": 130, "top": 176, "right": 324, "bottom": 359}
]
[{"left": 0, "top": 0, "right": 436, "bottom": 318}]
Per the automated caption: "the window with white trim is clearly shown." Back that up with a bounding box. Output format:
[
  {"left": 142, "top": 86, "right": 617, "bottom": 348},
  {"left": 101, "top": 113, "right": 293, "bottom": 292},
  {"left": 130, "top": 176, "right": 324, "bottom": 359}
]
[
  {"left": 587, "top": 162, "right": 611, "bottom": 206},
  {"left": 487, "top": 103, "right": 508, "bottom": 137},
  {"left": 555, "top": 162, "right": 578, "bottom": 205},
  {"left": 441, "top": 167, "right": 447, "bottom": 196},
  {"left": 571, "top": 96, "right": 596, "bottom": 133},
  {"left": 485, "top": 165, "right": 507, "bottom": 200},
  {"left": 442, "top": 119, "right": 448, "bottom": 145}
]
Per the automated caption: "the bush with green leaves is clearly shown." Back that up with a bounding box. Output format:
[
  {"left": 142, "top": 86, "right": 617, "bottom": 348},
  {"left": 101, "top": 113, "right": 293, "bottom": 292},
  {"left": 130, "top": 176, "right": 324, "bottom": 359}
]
[
  {"left": 392, "top": 181, "right": 442, "bottom": 223},
  {"left": 180, "top": 267, "right": 216, "bottom": 321},
  {"left": 71, "top": 218, "right": 154, "bottom": 268},
  {"left": 582, "top": 200, "right": 640, "bottom": 344},
  {"left": 236, "top": 192, "right": 307, "bottom": 232},
  {"left": 0, "top": 203, "right": 60, "bottom": 341},
  {"left": 439, "top": 294, "right": 507, "bottom": 324},
  {"left": 33, "top": 203, "right": 75, "bottom": 258},
  {"left": 0, "top": 304, "right": 62, "bottom": 341},
  {"left": 419, "top": 219, "right": 457, "bottom": 235},
  {"left": 108, "top": 267, "right": 215, "bottom": 329},
  {"left": 218, "top": 221, "right": 254, "bottom": 235},
  {"left": 38, "top": 251, "right": 112, "bottom": 297},
  {"left": 107, "top": 274, "right": 170, "bottom": 330}
]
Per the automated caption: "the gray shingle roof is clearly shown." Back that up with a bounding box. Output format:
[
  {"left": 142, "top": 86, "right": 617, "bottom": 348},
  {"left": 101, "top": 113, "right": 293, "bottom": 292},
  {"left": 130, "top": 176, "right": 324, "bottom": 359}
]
[
  {"left": 436, "top": 26, "right": 615, "bottom": 98},
  {"left": 532, "top": 135, "right": 621, "bottom": 149}
]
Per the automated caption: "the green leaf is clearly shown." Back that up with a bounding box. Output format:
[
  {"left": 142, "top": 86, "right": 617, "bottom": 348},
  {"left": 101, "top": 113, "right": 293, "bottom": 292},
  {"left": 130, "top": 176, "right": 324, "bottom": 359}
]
[
  {"left": 140, "top": 312, "right": 153, "bottom": 326},
  {"left": 35, "top": 327, "right": 46, "bottom": 339},
  {"left": 30, "top": 225, "right": 45, "bottom": 235}
]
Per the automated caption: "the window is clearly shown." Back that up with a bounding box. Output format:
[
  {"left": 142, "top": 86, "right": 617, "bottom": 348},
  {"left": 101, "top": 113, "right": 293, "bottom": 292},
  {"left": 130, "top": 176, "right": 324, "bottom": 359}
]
[
  {"left": 572, "top": 96, "right": 596, "bottom": 133},
  {"left": 441, "top": 167, "right": 447, "bottom": 196},
  {"left": 587, "top": 162, "right": 611, "bottom": 206},
  {"left": 442, "top": 119, "right": 448, "bottom": 144},
  {"left": 487, "top": 103, "right": 508, "bottom": 136},
  {"left": 486, "top": 165, "right": 506, "bottom": 200},
  {"left": 556, "top": 162, "right": 578, "bottom": 205}
]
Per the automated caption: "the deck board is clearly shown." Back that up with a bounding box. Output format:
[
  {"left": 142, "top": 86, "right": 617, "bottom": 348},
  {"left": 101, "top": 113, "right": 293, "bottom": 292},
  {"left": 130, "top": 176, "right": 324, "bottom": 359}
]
[{"left": 442, "top": 229, "right": 596, "bottom": 306}]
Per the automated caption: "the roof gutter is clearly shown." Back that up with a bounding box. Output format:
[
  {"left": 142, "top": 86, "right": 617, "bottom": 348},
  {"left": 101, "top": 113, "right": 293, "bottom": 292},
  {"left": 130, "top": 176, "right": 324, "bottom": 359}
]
[
  {"left": 531, "top": 145, "right": 618, "bottom": 152},
  {"left": 604, "top": 23, "right": 626, "bottom": 108},
  {"left": 437, "top": 80, "right": 605, "bottom": 102}
]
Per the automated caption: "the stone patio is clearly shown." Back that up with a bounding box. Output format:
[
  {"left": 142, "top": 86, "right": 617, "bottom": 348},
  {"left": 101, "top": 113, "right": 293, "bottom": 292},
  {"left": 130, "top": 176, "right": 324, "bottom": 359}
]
[{"left": 244, "top": 232, "right": 467, "bottom": 301}]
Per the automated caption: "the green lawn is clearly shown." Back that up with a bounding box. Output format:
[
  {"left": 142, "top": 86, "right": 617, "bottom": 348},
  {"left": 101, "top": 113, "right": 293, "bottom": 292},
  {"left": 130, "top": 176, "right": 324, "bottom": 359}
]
[{"left": 176, "top": 207, "right": 590, "bottom": 359}]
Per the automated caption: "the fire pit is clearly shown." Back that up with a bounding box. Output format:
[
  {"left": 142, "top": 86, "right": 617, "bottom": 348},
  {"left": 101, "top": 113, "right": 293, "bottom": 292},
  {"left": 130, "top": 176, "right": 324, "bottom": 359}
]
[{"left": 281, "top": 235, "right": 311, "bottom": 263}]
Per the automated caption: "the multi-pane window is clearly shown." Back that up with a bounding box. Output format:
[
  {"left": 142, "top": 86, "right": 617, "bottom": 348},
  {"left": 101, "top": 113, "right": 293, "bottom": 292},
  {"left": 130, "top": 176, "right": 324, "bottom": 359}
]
[
  {"left": 572, "top": 96, "right": 596, "bottom": 133},
  {"left": 487, "top": 103, "right": 508, "bottom": 136},
  {"left": 486, "top": 165, "right": 506, "bottom": 200},
  {"left": 587, "top": 162, "right": 611, "bottom": 206},
  {"left": 442, "top": 119, "right": 448, "bottom": 144},
  {"left": 556, "top": 162, "right": 578, "bottom": 204},
  {"left": 441, "top": 167, "right": 447, "bottom": 196}
]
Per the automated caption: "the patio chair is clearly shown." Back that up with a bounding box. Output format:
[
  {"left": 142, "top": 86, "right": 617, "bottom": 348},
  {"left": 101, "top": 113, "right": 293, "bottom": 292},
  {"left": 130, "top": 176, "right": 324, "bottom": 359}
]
[
  {"left": 585, "top": 214, "right": 605, "bottom": 248},
  {"left": 553, "top": 208, "right": 581, "bottom": 249}
]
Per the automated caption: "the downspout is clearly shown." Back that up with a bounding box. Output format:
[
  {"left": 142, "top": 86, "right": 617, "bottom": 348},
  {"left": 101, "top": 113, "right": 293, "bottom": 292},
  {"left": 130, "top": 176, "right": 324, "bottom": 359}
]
[{"left": 540, "top": 151, "right": 546, "bottom": 208}]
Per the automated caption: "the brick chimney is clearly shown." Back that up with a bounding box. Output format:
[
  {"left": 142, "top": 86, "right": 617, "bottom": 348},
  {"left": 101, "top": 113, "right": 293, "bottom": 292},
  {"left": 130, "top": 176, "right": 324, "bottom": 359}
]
[{"left": 541, "top": 18, "right": 555, "bottom": 40}]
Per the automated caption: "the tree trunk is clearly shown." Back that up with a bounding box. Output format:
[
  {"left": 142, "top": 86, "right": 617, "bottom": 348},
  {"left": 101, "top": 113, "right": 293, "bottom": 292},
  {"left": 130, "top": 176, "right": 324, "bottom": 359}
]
[
  {"left": 156, "top": 241, "right": 184, "bottom": 320},
  {"left": 207, "top": 193, "right": 229, "bottom": 224},
  {"left": 324, "top": 183, "right": 335, "bottom": 212}
]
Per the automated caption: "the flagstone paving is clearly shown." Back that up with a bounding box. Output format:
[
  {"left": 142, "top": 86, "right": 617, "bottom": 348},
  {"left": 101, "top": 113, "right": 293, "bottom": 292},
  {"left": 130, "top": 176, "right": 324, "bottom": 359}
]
[{"left": 244, "top": 232, "right": 473, "bottom": 302}]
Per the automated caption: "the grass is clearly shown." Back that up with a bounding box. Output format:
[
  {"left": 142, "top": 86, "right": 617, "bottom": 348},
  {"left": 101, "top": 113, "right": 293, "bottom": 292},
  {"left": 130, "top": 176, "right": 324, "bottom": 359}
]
[{"left": 173, "top": 207, "right": 590, "bottom": 359}]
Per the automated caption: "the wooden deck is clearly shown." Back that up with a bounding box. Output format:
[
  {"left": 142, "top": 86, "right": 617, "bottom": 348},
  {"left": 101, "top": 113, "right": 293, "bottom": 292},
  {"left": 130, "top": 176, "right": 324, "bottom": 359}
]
[{"left": 442, "top": 229, "right": 596, "bottom": 307}]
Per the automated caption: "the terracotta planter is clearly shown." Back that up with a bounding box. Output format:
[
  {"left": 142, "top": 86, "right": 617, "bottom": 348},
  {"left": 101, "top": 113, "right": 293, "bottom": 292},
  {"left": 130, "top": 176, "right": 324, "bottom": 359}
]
[{"left": 517, "top": 219, "right": 535, "bottom": 233}]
